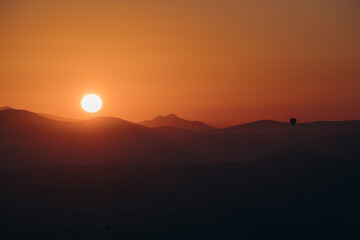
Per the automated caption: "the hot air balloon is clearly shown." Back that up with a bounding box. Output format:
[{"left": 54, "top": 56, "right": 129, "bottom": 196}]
[{"left": 290, "top": 118, "right": 297, "bottom": 126}]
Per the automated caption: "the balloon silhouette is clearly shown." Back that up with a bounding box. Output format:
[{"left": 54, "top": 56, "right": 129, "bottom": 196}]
[{"left": 290, "top": 118, "right": 297, "bottom": 126}]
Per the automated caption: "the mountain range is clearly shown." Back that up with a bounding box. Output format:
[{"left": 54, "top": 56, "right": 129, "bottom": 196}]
[
  {"left": 1, "top": 107, "right": 359, "bottom": 171},
  {"left": 139, "top": 114, "right": 216, "bottom": 131},
  {"left": 1, "top": 106, "right": 360, "bottom": 239}
]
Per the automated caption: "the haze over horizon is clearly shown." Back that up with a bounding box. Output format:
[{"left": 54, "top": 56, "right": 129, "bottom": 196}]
[
  {"left": 1, "top": 0, "right": 359, "bottom": 127},
  {"left": 1, "top": 2, "right": 360, "bottom": 239}
]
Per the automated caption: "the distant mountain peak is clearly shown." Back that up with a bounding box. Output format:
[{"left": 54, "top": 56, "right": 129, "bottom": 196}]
[
  {"left": 0, "top": 106, "right": 12, "bottom": 111},
  {"left": 139, "top": 114, "right": 216, "bottom": 131},
  {"left": 154, "top": 114, "right": 179, "bottom": 120},
  {"left": 165, "top": 114, "right": 178, "bottom": 119}
]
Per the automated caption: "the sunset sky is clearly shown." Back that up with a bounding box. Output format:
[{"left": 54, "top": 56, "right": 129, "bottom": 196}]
[{"left": 0, "top": 0, "right": 359, "bottom": 127}]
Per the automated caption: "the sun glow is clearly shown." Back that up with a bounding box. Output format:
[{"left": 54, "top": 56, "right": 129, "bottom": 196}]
[{"left": 81, "top": 94, "right": 102, "bottom": 113}]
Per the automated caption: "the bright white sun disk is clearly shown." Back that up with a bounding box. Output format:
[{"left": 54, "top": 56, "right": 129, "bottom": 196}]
[{"left": 81, "top": 94, "right": 102, "bottom": 113}]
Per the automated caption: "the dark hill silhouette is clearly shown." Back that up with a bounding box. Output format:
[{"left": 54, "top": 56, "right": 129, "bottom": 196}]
[
  {"left": 1, "top": 108, "right": 360, "bottom": 239},
  {"left": 0, "top": 105, "right": 11, "bottom": 111},
  {"left": 154, "top": 126, "right": 196, "bottom": 138},
  {"left": 0, "top": 109, "right": 175, "bottom": 171},
  {"left": 38, "top": 112, "right": 82, "bottom": 122},
  {"left": 139, "top": 114, "right": 216, "bottom": 131},
  {"left": 0, "top": 106, "right": 81, "bottom": 122},
  {"left": 1, "top": 108, "right": 360, "bottom": 171},
  {"left": 222, "top": 119, "right": 360, "bottom": 136},
  {"left": 222, "top": 120, "right": 290, "bottom": 134}
]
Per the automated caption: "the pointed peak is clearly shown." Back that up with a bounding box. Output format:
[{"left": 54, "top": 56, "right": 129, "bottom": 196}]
[
  {"left": 153, "top": 114, "right": 179, "bottom": 120},
  {"left": 0, "top": 106, "right": 12, "bottom": 111},
  {"left": 165, "top": 114, "right": 178, "bottom": 119},
  {"left": 140, "top": 114, "right": 216, "bottom": 131}
]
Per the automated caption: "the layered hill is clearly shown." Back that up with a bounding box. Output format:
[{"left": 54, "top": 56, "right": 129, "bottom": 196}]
[
  {"left": 0, "top": 108, "right": 172, "bottom": 170},
  {"left": 1, "top": 107, "right": 359, "bottom": 171},
  {"left": 37, "top": 113, "right": 82, "bottom": 122},
  {"left": 139, "top": 114, "right": 216, "bottom": 131},
  {"left": 0, "top": 106, "right": 11, "bottom": 111},
  {"left": 221, "top": 119, "right": 360, "bottom": 136}
]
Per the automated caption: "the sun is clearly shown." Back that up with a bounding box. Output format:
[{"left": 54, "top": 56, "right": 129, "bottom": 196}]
[{"left": 81, "top": 94, "right": 102, "bottom": 113}]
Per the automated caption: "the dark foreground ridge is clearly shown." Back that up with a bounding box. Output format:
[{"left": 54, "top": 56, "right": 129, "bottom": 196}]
[
  {"left": 0, "top": 107, "right": 360, "bottom": 239},
  {"left": 1, "top": 107, "right": 360, "bottom": 171}
]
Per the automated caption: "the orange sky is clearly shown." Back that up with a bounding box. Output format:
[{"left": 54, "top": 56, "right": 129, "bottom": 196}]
[{"left": 0, "top": 0, "right": 359, "bottom": 127}]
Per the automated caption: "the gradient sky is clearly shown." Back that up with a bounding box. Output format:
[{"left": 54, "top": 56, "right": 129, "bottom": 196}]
[{"left": 0, "top": 0, "right": 359, "bottom": 127}]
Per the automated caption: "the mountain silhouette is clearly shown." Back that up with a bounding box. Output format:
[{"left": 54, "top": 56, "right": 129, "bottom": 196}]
[
  {"left": 1, "top": 108, "right": 360, "bottom": 171},
  {"left": 0, "top": 106, "right": 11, "bottom": 111},
  {"left": 222, "top": 119, "right": 360, "bottom": 136},
  {"left": 222, "top": 120, "right": 290, "bottom": 134},
  {"left": 37, "top": 113, "right": 82, "bottom": 122},
  {"left": 153, "top": 126, "right": 195, "bottom": 138},
  {"left": 139, "top": 114, "right": 216, "bottom": 131},
  {"left": 0, "top": 108, "right": 172, "bottom": 170},
  {"left": 0, "top": 107, "right": 82, "bottom": 122}
]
